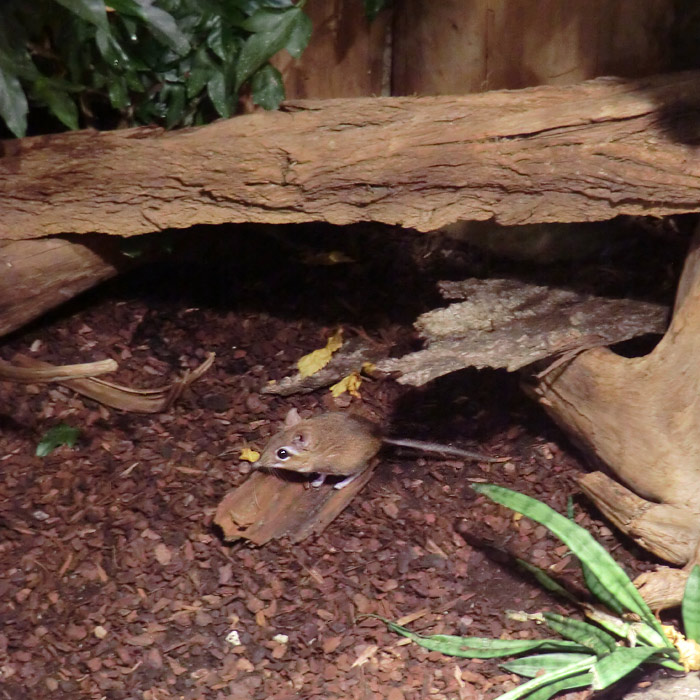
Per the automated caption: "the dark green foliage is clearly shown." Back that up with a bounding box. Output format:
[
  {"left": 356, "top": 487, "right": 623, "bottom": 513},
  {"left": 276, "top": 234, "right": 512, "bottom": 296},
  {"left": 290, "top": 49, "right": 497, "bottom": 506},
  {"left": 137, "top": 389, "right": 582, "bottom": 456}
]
[{"left": 0, "top": 0, "right": 312, "bottom": 137}]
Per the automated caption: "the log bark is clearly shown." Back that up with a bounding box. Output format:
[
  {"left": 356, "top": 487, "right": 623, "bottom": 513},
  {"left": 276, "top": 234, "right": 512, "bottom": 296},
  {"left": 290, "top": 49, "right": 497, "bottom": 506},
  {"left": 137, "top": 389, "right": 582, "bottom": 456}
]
[
  {"left": 214, "top": 464, "right": 377, "bottom": 545},
  {"left": 2, "top": 71, "right": 700, "bottom": 240},
  {"left": 0, "top": 237, "right": 135, "bottom": 336},
  {"left": 528, "top": 222, "right": 700, "bottom": 571},
  {"left": 378, "top": 277, "right": 668, "bottom": 385}
]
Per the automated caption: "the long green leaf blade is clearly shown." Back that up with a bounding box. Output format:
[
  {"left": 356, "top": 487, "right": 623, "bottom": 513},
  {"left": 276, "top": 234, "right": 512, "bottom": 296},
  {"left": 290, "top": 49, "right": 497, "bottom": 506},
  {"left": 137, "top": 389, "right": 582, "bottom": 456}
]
[
  {"left": 683, "top": 565, "right": 700, "bottom": 643},
  {"left": 495, "top": 656, "right": 595, "bottom": 700},
  {"left": 591, "top": 647, "right": 658, "bottom": 690},
  {"left": 502, "top": 652, "right": 594, "bottom": 677},
  {"left": 542, "top": 612, "right": 617, "bottom": 655},
  {"left": 581, "top": 561, "right": 625, "bottom": 615},
  {"left": 583, "top": 604, "right": 670, "bottom": 649},
  {"left": 516, "top": 559, "right": 579, "bottom": 603},
  {"left": 473, "top": 484, "right": 669, "bottom": 644},
  {"left": 379, "top": 619, "right": 588, "bottom": 658},
  {"left": 527, "top": 672, "right": 595, "bottom": 700}
]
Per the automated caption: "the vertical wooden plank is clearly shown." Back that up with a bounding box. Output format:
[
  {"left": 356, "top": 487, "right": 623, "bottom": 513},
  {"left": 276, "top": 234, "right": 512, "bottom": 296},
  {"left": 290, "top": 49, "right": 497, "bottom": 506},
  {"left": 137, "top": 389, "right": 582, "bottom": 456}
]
[
  {"left": 392, "top": 0, "right": 672, "bottom": 95},
  {"left": 271, "top": 0, "right": 390, "bottom": 98}
]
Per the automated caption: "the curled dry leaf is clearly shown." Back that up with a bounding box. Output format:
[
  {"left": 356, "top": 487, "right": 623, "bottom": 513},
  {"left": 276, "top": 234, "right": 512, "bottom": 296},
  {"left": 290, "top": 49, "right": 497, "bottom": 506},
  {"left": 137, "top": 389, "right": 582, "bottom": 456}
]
[
  {"left": 10, "top": 352, "right": 215, "bottom": 413},
  {"left": 0, "top": 357, "right": 117, "bottom": 382}
]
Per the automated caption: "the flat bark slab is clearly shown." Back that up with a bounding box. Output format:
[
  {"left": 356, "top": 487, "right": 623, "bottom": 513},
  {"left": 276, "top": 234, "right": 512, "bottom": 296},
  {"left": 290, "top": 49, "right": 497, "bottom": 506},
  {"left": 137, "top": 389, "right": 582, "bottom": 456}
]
[
  {"left": 214, "top": 466, "right": 376, "bottom": 545},
  {"left": 378, "top": 278, "right": 668, "bottom": 385},
  {"left": 3, "top": 71, "right": 700, "bottom": 239}
]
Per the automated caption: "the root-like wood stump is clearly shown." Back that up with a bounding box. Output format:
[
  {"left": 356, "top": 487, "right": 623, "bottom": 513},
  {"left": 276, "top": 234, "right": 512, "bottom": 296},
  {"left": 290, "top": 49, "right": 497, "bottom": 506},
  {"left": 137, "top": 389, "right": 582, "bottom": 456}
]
[{"left": 529, "top": 223, "right": 700, "bottom": 607}]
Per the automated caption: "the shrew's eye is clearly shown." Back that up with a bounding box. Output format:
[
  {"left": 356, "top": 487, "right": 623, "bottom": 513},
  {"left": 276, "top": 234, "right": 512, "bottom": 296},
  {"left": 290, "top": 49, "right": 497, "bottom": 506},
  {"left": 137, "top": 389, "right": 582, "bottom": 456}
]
[{"left": 276, "top": 448, "right": 290, "bottom": 461}]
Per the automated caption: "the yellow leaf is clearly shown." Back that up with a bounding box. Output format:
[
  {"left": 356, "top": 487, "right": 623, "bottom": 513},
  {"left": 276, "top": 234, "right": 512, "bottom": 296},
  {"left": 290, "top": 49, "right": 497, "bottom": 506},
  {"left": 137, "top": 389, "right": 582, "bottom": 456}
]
[
  {"left": 330, "top": 371, "right": 362, "bottom": 398},
  {"left": 662, "top": 625, "right": 700, "bottom": 671},
  {"left": 240, "top": 448, "right": 260, "bottom": 463},
  {"left": 297, "top": 329, "right": 344, "bottom": 378}
]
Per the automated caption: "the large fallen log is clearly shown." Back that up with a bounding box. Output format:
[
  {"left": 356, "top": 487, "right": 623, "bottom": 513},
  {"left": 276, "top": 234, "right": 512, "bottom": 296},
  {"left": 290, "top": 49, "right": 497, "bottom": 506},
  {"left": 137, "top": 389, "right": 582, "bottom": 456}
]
[{"left": 2, "top": 71, "right": 700, "bottom": 242}]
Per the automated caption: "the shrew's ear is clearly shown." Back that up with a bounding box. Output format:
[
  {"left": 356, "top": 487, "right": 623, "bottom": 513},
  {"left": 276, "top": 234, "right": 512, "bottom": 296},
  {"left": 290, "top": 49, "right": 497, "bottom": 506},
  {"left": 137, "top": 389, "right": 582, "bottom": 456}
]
[
  {"left": 284, "top": 407, "right": 302, "bottom": 428},
  {"left": 291, "top": 428, "right": 310, "bottom": 449}
]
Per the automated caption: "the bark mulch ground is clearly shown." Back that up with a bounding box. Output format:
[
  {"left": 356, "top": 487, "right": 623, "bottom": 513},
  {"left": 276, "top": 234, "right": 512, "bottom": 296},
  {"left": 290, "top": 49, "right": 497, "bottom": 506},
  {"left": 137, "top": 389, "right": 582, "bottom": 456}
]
[{"left": 0, "top": 222, "right": 685, "bottom": 699}]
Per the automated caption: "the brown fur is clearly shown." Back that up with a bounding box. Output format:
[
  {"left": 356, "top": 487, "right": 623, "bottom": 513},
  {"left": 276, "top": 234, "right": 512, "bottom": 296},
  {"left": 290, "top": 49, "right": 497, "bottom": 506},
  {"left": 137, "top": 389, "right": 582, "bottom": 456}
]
[{"left": 256, "top": 412, "right": 382, "bottom": 476}]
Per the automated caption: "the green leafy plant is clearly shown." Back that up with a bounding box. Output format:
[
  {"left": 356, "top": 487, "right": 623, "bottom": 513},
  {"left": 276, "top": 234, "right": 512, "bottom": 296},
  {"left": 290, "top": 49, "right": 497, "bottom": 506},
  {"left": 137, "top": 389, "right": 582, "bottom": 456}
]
[
  {"left": 0, "top": 0, "right": 312, "bottom": 137},
  {"left": 36, "top": 424, "right": 81, "bottom": 456},
  {"left": 372, "top": 485, "right": 700, "bottom": 700}
]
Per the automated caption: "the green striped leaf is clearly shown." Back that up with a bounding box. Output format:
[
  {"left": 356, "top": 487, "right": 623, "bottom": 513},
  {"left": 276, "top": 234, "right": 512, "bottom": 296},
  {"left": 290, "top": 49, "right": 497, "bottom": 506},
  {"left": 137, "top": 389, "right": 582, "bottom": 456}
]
[
  {"left": 494, "top": 656, "right": 595, "bottom": 700},
  {"left": 591, "top": 647, "right": 658, "bottom": 690},
  {"left": 583, "top": 604, "right": 671, "bottom": 650},
  {"left": 517, "top": 559, "right": 579, "bottom": 603},
  {"left": 542, "top": 612, "right": 617, "bottom": 655},
  {"left": 502, "top": 652, "right": 594, "bottom": 677},
  {"left": 472, "top": 484, "right": 669, "bottom": 644},
  {"left": 527, "top": 672, "right": 595, "bottom": 700},
  {"left": 683, "top": 565, "right": 700, "bottom": 643},
  {"left": 374, "top": 618, "right": 588, "bottom": 658},
  {"left": 581, "top": 561, "right": 625, "bottom": 615}
]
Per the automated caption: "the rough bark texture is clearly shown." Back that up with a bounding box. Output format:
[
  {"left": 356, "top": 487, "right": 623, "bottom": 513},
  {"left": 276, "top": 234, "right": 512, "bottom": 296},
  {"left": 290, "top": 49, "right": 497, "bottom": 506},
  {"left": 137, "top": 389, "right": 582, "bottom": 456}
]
[
  {"left": 529, "top": 223, "right": 700, "bottom": 570},
  {"left": 2, "top": 71, "right": 700, "bottom": 240},
  {"left": 578, "top": 471, "right": 698, "bottom": 566},
  {"left": 377, "top": 278, "right": 668, "bottom": 384},
  {"left": 214, "top": 465, "right": 377, "bottom": 545}
]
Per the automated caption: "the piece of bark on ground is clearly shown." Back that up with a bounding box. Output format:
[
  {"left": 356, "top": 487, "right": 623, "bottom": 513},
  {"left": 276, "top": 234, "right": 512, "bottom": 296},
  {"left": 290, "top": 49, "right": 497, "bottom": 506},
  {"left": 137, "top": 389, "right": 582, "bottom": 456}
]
[
  {"left": 0, "top": 236, "right": 138, "bottom": 337},
  {"left": 214, "top": 465, "right": 377, "bottom": 545},
  {"left": 260, "top": 337, "right": 387, "bottom": 396}
]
